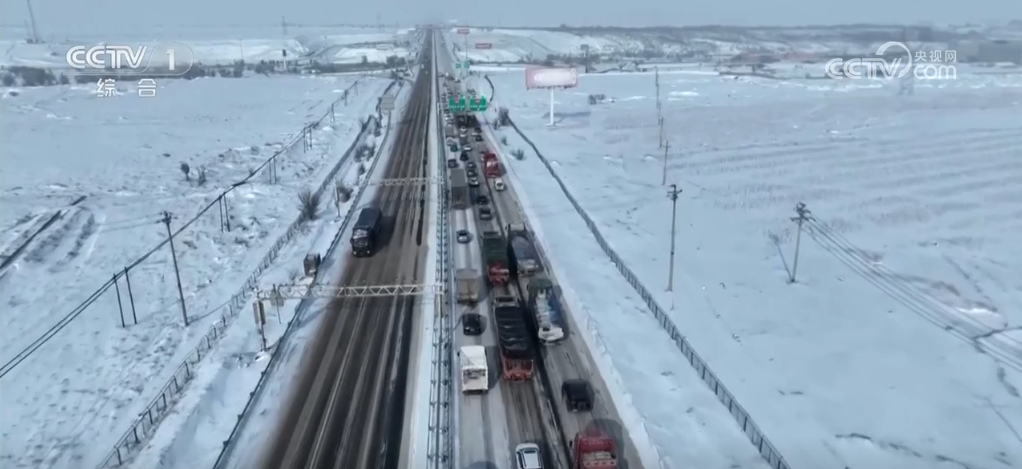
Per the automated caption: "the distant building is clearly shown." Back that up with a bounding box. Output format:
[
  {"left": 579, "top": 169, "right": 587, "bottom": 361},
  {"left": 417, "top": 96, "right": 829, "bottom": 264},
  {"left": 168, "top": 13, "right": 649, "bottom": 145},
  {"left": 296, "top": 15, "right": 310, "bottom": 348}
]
[{"left": 951, "top": 40, "right": 1022, "bottom": 63}]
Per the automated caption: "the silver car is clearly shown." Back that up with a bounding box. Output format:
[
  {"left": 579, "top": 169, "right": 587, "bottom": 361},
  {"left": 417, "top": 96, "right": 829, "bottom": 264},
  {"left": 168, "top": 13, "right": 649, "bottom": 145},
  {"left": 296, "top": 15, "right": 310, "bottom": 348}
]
[
  {"left": 456, "top": 229, "right": 472, "bottom": 243},
  {"left": 514, "top": 443, "right": 542, "bottom": 469}
]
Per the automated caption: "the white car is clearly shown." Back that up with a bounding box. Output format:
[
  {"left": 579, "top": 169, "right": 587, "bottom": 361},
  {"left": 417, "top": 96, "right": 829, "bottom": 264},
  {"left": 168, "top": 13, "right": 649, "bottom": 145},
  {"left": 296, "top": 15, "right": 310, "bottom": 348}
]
[
  {"left": 456, "top": 229, "right": 472, "bottom": 244},
  {"left": 514, "top": 443, "right": 543, "bottom": 469},
  {"left": 494, "top": 179, "right": 506, "bottom": 191},
  {"left": 468, "top": 177, "right": 480, "bottom": 187}
]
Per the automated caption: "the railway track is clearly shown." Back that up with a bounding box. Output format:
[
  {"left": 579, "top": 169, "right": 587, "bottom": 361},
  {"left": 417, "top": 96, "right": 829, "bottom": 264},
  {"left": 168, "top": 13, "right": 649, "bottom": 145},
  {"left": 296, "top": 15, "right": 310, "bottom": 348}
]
[{"left": 256, "top": 38, "right": 433, "bottom": 469}]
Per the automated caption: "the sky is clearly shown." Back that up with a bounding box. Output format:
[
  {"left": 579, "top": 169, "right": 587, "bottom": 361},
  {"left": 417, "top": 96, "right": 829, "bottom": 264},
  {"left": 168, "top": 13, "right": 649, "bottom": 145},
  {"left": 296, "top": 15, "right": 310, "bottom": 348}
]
[{"left": 0, "top": 0, "right": 1019, "bottom": 34}]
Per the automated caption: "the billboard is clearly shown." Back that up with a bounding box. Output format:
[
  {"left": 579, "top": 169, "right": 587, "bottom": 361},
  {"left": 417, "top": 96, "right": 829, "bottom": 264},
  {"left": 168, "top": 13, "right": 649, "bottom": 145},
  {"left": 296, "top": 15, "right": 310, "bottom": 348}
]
[
  {"left": 476, "top": 43, "right": 492, "bottom": 49},
  {"left": 457, "top": 27, "right": 470, "bottom": 34},
  {"left": 525, "top": 67, "right": 579, "bottom": 89}
]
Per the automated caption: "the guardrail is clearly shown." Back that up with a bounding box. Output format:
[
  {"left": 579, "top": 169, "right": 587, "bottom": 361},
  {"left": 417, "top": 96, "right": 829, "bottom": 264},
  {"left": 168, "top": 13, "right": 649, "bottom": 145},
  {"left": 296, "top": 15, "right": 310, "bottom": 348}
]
[
  {"left": 427, "top": 31, "right": 456, "bottom": 469},
  {"left": 207, "top": 79, "right": 404, "bottom": 469},
  {"left": 97, "top": 80, "right": 395, "bottom": 469},
  {"left": 488, "top": 75, "right": 791, "bottom": 469}
]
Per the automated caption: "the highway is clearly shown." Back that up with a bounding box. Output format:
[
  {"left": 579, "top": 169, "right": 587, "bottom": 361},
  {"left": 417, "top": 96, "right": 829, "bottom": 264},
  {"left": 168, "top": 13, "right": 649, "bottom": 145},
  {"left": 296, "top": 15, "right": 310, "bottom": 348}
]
[
  {"left": 438, "top": 31, "right": 646, "bottom": 469},
  {"left": 254, "top": 35, "right": 434, "bottom": 469}
]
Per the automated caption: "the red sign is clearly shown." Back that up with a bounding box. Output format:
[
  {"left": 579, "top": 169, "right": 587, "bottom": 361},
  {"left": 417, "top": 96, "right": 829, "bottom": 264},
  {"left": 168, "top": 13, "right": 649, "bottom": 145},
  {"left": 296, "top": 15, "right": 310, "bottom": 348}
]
[
  {"left": 457, "top": 28, "right": 470, "bottom": 34},
  {"left": 475, "top": 43, "right": 492, "bottom": 50}
]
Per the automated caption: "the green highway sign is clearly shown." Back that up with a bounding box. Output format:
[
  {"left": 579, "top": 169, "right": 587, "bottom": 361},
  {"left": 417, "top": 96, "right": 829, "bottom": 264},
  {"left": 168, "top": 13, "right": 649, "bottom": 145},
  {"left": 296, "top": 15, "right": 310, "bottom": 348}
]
[
  {"left": 469, "top": 95, "right": 488, "bottom": 111},
  {"left": 456, "top": 62, "right": 470, "bottom": 69},
  {"left": 448, "top": 95, "right": 487, "bottom": 112}
]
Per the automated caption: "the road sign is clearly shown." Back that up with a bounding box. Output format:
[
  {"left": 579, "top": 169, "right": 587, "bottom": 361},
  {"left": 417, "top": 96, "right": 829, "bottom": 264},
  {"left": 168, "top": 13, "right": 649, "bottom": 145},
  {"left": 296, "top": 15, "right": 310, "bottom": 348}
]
[
  {"left": 381, "top": 95, "right": 396, "bottom": 111},
  {"left": 449, "top": 95, "right": 487, "bottom": 112},
  {"left": 468, "top": 95, "right": 488, "bottom": 112},
  {"left": 475, "top": 43, "right": 492, "bottom": 50},
  {"left": 456, "top": 62, "right": 470, "bottom": 69},
  {"left": 457, "top": 28, "right": 470, "bottom": 34}
]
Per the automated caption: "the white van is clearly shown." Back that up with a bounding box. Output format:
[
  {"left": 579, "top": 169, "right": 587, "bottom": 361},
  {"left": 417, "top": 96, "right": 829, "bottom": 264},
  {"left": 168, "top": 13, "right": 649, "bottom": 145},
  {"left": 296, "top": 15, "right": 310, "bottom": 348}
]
[
  {"left": 494, "top": 179, "right": 506, "bottom": 191},
  {"left": 514, "top": 443, "right": 543, "bottom": 469}
]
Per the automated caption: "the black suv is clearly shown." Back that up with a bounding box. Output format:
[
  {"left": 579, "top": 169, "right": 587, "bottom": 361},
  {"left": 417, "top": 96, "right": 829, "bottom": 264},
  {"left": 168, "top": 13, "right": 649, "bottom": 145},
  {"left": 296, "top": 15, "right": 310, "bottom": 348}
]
[
  {"left": 476, "top": 194, "right": 489, "bottom": 205},
  {"left": 562, "top": 379, "right": 594, "bottom": 411},
  {"left": 462, "top": 313, "right": 483, "bottom": 335}
]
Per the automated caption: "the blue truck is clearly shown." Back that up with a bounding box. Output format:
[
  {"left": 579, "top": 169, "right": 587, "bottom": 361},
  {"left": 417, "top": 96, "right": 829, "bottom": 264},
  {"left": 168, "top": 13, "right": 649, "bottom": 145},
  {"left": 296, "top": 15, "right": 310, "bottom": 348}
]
[{"left": 527, "top": 276, "right": 565, "bottom": 344}]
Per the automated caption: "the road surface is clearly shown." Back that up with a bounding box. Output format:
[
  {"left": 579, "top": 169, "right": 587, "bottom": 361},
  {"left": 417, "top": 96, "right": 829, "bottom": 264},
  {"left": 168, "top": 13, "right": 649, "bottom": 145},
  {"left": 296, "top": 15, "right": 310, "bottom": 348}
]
[{"left": 255, "top": 36, "right": 434, "bottom": 469}]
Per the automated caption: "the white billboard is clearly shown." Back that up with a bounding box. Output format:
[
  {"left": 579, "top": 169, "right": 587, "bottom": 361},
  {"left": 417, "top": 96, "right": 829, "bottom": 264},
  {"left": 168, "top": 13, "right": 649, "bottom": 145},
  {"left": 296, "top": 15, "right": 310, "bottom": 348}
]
[{"left": 525, "top": 67, "right": 579, "bottom": 89}]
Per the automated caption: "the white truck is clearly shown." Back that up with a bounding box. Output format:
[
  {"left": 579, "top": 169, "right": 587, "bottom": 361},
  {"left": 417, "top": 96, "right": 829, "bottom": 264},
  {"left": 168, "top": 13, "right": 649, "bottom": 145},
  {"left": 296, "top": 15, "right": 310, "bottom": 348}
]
[
  {"left": 460, "top": 345, "right": 489, "bottom": 394},
  {"left": 456, "top": 268, "right": 481, "bottom": 304}
]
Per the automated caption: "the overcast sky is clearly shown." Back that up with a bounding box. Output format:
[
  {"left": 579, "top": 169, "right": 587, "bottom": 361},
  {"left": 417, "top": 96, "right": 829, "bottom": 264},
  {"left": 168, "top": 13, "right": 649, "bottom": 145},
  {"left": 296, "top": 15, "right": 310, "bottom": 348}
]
[{"left": 1, "top": 0, "right": 1018, "bottom": 33}]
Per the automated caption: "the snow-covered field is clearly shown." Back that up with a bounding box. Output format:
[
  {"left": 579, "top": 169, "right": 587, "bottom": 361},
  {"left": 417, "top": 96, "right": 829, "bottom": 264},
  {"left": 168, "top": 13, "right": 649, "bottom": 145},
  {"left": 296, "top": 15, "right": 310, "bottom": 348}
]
[
  {"left": 444, "top": 27, "right": 647, "bottom": 63},
  {"left": 0, "top": 73, "right": 391, "bottom": 469},
  {"left": 1, "top": 25, "right": 415, "bottom": 67},
  {"left": 484, "top": 69, "right": 1022, "bottom": 468}
]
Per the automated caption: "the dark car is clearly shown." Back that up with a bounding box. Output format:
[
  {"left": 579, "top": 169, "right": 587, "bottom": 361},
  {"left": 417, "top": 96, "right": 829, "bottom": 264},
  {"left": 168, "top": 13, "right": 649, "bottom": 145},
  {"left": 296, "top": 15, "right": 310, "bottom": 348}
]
[
  {"left": 462, "top": 313, "right": 483, "bottom": 335},
  {"left": 467, "top": 168, "right": 478, "bottom": 178},
  {"left": 447, "top": 158, "right": 458, "bottom": 168},
  {"left": 476, "top": 194, "right": 489, "bottom": 205},
  {"left": 561, "top": 379, "right": 594, "bottom": 411},
  {"left": 466, "top": 161, "right": 476, "bottom": 170},
  {"left": 474, "top": 134, "right": 484, "bottom": 142},
  {"left": 478, "top": 207, "right": 493, "bottom": 220},
  {"left": 460, "top": 151, "right": 470, "bottom": 161}
]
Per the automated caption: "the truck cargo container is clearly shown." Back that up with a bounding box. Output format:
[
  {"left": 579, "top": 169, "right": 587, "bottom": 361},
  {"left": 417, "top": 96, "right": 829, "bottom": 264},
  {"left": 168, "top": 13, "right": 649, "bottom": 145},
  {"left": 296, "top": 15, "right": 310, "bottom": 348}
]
[
  {"left": 527, "top": 276, "right": 565, "bottom": 343},
  {"left": 456, "top": 268, "right": 481, "bottom": 304},
  {"left": 450, "top": 168, "right": 469, "bottom": 209},
  {"left": 350, "top": 207, "right": 382, "bottom": 257},
  {"left": 460, "top": 345, "right": 489, "bottom": 393},
  {"left": 572, "top": 429, "right": 618, "bottom": 469},
  {"left": 482, "top": 150, "right": 501, "bottom": 178},
  {"left": 481, "top": 231, "right": 510, "bottom": 286},
  {"left": 506, "top": 223, "right": 541, "bottom": 276},
  {"left": 493, "top": 295, "right": 534, "bottom": 380}
]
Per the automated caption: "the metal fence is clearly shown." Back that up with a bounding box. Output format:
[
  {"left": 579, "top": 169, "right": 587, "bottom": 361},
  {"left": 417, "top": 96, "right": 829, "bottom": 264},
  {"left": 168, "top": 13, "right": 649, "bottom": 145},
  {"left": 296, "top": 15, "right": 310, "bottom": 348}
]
[
  {"left": 95, "top": 77, "right": 388, "bottom": 469},
  {"left": 427, "top": 42, "right": 456, "bottom": 469},
  {"left": 206, "top": 79, "right": 403, "bottom": 469},
  {"left": 499, "top": 102, "right": 792, "bottom": 469}
]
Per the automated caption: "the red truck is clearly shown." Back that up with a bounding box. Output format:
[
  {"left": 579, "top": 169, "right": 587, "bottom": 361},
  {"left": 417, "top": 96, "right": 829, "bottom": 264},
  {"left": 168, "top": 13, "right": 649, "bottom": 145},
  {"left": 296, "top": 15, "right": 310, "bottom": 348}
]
[
  {"left": 483, "top": 150, "right": 501, "bottom": 178},
  {"left": 481, "top": 231, "right": 510, "bottom": 286},
  {"left": 572, "top": 429, "right": 618, "bottom": 469}
]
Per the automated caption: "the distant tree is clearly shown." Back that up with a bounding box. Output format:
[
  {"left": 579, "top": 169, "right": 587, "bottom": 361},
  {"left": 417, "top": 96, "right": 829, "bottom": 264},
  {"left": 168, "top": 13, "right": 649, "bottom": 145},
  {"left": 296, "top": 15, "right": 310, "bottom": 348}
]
[{"left": 180, "top": 163, "right": 191, "bottom": 181}]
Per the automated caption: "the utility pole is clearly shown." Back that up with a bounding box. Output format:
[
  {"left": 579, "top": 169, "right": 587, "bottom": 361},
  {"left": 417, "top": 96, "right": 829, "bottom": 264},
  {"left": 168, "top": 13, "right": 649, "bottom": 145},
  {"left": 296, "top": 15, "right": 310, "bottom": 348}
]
[
  {"left": 162, "top": 211, "right": 189, "bottom": 326},
  {"left": 658, "top": 116, "right": 664, "bottom": 150},
  {"left": 281, "top": 16, "right": 290, "bottom": 72},
  {"left": 25, "top": 0, "right": 40, "bottom": 43},
  {"left": 789, "top": 202, "right": 812, "bottom": 284},
  {"left": 666, "top": 184, "right": 682, "bottom": 292},
  {"left": 662, "top": 140, "right": 670, "bottom": 185}
]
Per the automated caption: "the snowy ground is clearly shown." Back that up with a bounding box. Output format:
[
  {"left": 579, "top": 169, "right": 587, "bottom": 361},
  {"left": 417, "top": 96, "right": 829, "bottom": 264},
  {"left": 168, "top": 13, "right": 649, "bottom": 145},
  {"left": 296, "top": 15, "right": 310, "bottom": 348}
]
[
  {"left": 0, "top": 73, "right": 391, "bottom": 469},
  {"left": 0, "top": 24, "right": 415, "bottom": 67},
  {"left": 483, "top": 68, "right": 1022, "bottom": 469}
]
